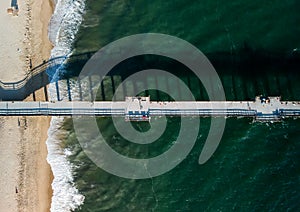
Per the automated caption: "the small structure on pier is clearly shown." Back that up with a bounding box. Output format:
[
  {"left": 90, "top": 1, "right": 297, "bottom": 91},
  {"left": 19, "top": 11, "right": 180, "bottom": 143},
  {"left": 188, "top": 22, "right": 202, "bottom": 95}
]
[
  {"left": 254, "top": 96, "right": 283, "bottom": 121},
  {"left": 125, "top": 96, "right": 150, "bottom": 121}
]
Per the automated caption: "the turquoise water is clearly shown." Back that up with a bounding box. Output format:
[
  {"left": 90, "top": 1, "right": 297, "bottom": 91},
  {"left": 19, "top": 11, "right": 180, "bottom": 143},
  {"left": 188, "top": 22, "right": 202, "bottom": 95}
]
[{"left": 59, "top": 0, "right": 300, "bottom": 211}]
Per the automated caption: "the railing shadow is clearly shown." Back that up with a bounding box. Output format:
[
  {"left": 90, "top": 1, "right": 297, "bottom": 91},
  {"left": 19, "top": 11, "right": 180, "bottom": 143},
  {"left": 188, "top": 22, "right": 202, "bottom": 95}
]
[
  {"left": 0, "top": 52, "right": 95, "bottom": 101},
  {"left": 0, "top": 46, "right": 299, "bottom": 101}
]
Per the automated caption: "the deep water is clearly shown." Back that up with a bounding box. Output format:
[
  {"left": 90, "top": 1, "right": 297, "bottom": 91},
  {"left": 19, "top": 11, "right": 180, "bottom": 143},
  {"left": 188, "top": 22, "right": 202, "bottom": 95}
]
[{"left": 58, "top": 0, "right": 300, "bottom": 211}]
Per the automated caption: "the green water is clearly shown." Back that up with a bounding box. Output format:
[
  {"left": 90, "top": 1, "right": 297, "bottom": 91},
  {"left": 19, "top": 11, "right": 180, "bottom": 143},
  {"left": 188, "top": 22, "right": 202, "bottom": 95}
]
[
  {"left": 63, "top": 0, "right": 300, "bottom": 211},
  {"left": 75, "top": 0, "right": 300, "bottom": 53}
]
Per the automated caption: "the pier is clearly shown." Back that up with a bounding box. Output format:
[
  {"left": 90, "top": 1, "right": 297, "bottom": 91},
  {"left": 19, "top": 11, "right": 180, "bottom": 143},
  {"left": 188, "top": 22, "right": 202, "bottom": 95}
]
[{"left": 0, "top": 96, "right": 299, "bottom": 121}]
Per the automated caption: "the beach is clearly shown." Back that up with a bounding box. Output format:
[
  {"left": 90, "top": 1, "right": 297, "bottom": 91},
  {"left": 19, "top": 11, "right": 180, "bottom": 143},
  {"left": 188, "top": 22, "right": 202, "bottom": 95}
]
[
  {"left": 1, "top": 0, "right": 299, "bottom": 211},
  {"left": 0, "top": 0, "right": 54, "bottom": 211}
]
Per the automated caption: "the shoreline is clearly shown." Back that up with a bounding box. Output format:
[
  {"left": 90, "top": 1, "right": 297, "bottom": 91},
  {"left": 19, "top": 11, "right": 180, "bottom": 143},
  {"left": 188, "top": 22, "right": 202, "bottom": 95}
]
[
  {"left": 21, "top": 0, "right": 55, "bottom": 211},
  {"left": 0, "top": 0, "right": 54, "bottom": 211}
]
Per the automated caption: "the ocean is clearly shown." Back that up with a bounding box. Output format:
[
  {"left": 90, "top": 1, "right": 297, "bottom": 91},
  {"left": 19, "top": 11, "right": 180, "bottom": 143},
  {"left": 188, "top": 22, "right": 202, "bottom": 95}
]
[{"left": 46, "top": 0, "right": 300, "bottom": 211}]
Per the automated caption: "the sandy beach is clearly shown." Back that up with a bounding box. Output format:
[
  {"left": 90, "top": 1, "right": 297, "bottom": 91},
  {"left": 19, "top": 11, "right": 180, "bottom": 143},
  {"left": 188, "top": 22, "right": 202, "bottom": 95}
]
[{"left": 0, "top": 0, "right": 54, "bottom": 211}]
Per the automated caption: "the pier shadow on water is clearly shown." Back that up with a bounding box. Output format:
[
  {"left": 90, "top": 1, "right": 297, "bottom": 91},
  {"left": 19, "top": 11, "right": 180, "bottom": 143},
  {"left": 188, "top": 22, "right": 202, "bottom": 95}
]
[{"left": 0, "top": 46, "right": 299, "bottom": 101}]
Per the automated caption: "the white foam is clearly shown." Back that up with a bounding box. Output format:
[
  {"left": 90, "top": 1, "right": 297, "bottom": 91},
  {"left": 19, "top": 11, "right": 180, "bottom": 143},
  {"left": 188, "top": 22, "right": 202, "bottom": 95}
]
[
  {"left": 49, "top": 0, "right": 86, "bottom": 57},
  {"left": 46, "top": 0, "right": 86, "bottom": 211},
  {"left": 46, "top": 118, "right": 85, "bottom": 212}
]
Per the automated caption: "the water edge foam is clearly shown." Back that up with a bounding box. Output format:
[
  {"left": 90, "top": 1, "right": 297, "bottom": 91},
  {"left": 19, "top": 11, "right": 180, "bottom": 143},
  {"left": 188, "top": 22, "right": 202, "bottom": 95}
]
[{"left": 46, "top": 0, "right": 86, "bottom": 211}]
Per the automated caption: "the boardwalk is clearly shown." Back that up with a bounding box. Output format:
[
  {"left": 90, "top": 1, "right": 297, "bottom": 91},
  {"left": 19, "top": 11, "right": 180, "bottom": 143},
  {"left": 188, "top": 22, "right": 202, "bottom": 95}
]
[{"left": 0, "top": 97, "right": 299, "bottom": 121}]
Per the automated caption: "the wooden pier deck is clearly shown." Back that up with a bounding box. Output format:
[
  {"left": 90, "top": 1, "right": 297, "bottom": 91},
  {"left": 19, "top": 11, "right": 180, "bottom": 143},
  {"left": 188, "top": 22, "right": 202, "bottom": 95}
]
[{"left": 0, "top": 97, "right": 299, "bottom": 121}]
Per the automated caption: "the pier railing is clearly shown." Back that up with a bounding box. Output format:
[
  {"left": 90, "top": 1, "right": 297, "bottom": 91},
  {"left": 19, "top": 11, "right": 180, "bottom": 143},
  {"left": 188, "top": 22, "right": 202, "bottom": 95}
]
[
  {"left": 0, "top": 56, "right": 65, "bottom": 90},
  {"left": 149, "top": 109, "right": 257, "bottom": 116},
  {"left": 0, "top": 99, "right": 299, "bottom": 122}
]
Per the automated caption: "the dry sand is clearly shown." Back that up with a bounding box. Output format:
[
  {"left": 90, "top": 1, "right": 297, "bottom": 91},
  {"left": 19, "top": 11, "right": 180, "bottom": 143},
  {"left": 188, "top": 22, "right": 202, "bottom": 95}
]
[
  {"left": 0, "top": 0, "right": 27, "bottom": 82},
  {"left": 0, "top": 0, "right": 54, "bottom": 211},
  {"left": 0, "top": 117, "right": 20, "bottom": 211}
]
